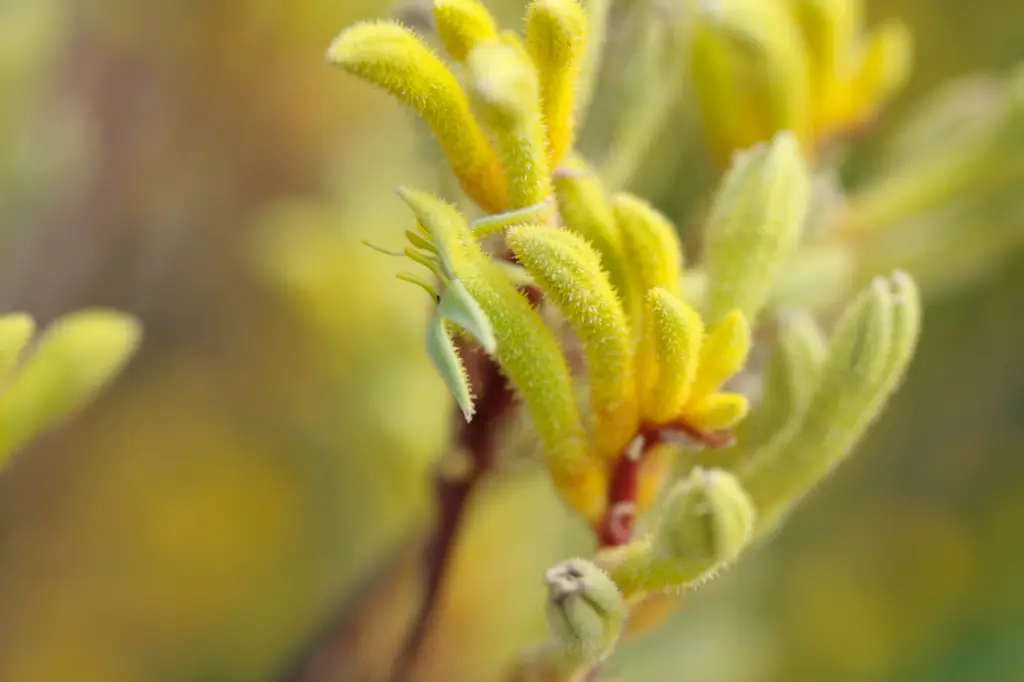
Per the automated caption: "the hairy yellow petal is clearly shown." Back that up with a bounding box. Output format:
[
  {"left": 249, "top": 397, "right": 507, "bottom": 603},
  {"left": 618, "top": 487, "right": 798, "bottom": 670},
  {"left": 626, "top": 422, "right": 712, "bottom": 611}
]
[
  {"left": 508, "top": 225, "right": 637, "bottom": 458},
  {"left": 613, "top": 192, "right": 684, "bottom": 400},
  {"left": 467, "top": 39, "right": 552, "bottom": 209},
  {"left": 554, "top": 157, "right": 632, "bottom": 310},
  {"left": 327, "top": 21, "right": 507, "bottom": 212},
  {"left": 613, "top": 193, "right": 683, "bottom": 298},
  {"left": 688, "top": 309, "right": 751, "bottom": 403},
  {"left": 432, "top": 0, "right": 499, "bottom": 62},
  {"left": 846, "top": 19, "right": 912, "bottom": 125},
  {"left": 684, "top": 393, "right": 749, "bottom": 431},
  {"left": 644, "top": 288, "right": 704, "bottom": 424},
  {"left": 526, "top": 0, "right": 588, "bottom": 168}
]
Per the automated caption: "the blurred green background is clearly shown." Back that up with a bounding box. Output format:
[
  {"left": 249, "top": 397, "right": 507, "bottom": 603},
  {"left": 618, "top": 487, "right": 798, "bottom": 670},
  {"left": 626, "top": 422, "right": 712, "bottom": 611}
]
[{"left": 0, "top": 1, "right": 1022, "bottom": 681}]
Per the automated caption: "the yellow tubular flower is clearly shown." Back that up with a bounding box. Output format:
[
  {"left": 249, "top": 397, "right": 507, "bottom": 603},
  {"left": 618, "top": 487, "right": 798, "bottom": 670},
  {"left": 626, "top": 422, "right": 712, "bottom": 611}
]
[
  {"left": 396, "top": 190, "right": 606, "bottom": 520},
  {"left": 613, "top": 193, "right": 684, "bottom": 401},
  {"left": 508, "top": 225, "right": 638, "bottom": 458},
  {"left": 613, "top": 193, "right": 683, "bottom": 299},
  {"left": 554, "top": 157, "right": 633, "bottom": 313},
  {"left": 432, "top": 0, "right": 499, "bottom": 62},
  {"left": 526, "top": 0, "right": 588, "bottom": 168},
  {"left": 644, "top": 288, "right": 704, "bottom": 424},
  {"left": 683, "top": 393, "right": 749, "bottom": 432},
  {"left": 467, "top": 38, "right": 552, "bottom": 210},
  {"left": 327, "top": 21, "right": 507, "bottom": 212}
]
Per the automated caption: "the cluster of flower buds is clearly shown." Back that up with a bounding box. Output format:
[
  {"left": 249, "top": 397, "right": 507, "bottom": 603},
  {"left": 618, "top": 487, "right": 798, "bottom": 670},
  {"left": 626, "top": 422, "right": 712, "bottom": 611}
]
[{"left": 327, "top": 0, "right": 923, "bottom": 676}]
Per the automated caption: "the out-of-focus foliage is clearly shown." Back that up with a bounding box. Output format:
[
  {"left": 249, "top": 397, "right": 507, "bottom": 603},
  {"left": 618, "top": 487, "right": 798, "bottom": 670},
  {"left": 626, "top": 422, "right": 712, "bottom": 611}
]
[
  {"left": 0, "top": 1, "right": 1022, "bottom": 682},
  {"left": 0, "top": 309, "right": 140, "bottom": 468}
]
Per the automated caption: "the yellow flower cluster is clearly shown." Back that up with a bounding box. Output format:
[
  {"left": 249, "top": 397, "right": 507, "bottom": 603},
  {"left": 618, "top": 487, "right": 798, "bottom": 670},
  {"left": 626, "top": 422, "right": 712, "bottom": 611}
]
[
  {"left": 327, "top": 0, "right": 774, "bottom": 527},
  {"left": 326, "top": 1, "right": 923, "bottom": 676},
  {"left": 691, "top": 0, "right": 911, "bottom": 161}
]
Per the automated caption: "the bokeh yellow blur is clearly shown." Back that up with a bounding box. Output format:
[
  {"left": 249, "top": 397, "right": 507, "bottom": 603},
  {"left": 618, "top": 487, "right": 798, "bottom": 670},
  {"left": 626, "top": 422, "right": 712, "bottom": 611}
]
[{"left": 0, "top": 1, "right": 1022, "bottom": 682}]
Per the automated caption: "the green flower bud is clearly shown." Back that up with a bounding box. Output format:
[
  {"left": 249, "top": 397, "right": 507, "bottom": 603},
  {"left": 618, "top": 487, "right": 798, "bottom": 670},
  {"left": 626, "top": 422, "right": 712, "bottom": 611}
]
[
  {"left": 703, "top": 131, "right": 811, "bottom": 326},
  {"left": 544, "top": 558, "right": 627, "bottom": 664}
]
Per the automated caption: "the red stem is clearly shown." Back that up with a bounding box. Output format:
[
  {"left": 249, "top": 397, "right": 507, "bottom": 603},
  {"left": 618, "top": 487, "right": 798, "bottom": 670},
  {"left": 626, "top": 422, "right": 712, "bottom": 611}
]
[{"left": 596, "top": 421, "right": 733, "bottom": 547}]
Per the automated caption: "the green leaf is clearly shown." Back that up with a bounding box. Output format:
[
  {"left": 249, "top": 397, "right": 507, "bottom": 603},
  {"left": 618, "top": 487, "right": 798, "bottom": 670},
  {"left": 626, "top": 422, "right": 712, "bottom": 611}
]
[{"left": 425, "top": 315, "right": 475, "bottom": 420}]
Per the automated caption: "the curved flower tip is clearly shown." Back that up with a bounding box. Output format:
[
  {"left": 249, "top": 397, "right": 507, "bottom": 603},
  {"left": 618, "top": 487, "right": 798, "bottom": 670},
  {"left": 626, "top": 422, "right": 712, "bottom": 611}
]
[
  {"left": 544, "top": 558, "right": 627, "bottom": 664},
  {"left": 433, "top": 0, "right": 499, "bottom": 62},
  {"left": 328, "top": 21, "right": 507, "bottom": 212},
  {"left": 526, "top": 0, "right": 588, "bottom": 167}
]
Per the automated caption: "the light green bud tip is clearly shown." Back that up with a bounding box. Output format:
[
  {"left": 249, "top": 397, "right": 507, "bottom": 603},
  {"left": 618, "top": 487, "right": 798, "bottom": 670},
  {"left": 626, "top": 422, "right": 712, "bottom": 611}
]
[
  {"left": 657, "top": 467, "right": 756, "bottom": 567},
  {"left": 544, "top": 558, "right": 627, "bottom": 664},
  {"left": 703, "top": 130, "right": 811, "bottom": 326}
]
